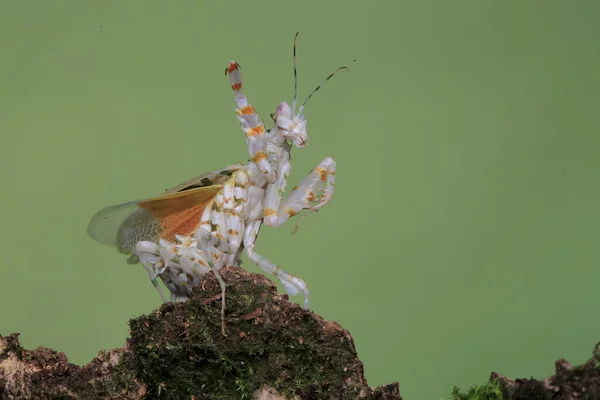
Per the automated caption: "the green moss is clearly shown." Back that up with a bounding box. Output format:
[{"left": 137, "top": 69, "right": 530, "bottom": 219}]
[
  {"left": 126, "top": 267, "right": 367, "bottom": 399},
  {"left": 449, "top": 379, "right": 504, "bottom": 400},
  {"left": 99, "top": 354, "right": 137, "bottom": 396}
]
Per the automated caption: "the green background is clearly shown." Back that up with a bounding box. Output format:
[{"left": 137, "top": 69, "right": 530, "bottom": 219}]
[{"left": 1, "top": 1, "right": 599, "bottom": 399}]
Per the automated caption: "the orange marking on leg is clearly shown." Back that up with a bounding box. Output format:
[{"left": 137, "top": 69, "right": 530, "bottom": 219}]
[
  {"left": 252, "top": 151, "right": 268, "bottom": 163},
  {"left": 315, "top": 167, "right": 327, "bottom": 181},
  {"left": 238, "top": 106, "right": 255, "bottom": 115},
  {"left": 286, "top": 208, "right": 297, "bottom": 217},
  {"left": 216, "top": 232, "right": 224, "bottom": 239},
  {"left": 307, "top": 191, "right": 316, "bottom": 203},
  {"left": 227, "top": 62, "right": 239, "bottom": 74},
  {"left": 246, "top": 125, "right": 265, "bottom": 137},
  {"left": 264, "top": 208, "right": 276, "bottom": 217},
  {"left": 231, "top": 82, "right": 242, "bottom": 91}
]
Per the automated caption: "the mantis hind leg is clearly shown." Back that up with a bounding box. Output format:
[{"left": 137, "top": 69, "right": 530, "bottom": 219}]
[
  {"left": 243, "top": 220, "right": 310, "bottom": 309},
  {"left": 196, "top": 229, "right": 231, "bottom": 337}
]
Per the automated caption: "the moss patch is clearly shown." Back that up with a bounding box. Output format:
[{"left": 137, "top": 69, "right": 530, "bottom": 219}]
[
  {"left": 449, "top": 380, "right": 503, "bottom": 400},
  {"left": 128, "top": 267, "right": 381, "bottom": 399}
]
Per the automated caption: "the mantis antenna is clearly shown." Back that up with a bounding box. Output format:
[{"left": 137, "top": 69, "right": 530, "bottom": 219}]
[
  {"left": 292, "top": 33, "right": 350, "bottom": 116},
  {"left": 300, "top": 66, "right": 349, "bottom": 110},
  {"left": 293, "top": 32, "right": 300, "bottom": 111}
]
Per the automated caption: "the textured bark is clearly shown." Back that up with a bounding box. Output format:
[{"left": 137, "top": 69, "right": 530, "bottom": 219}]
[{"left": 0, "top": 267, "right": 401, "bottom": 400}]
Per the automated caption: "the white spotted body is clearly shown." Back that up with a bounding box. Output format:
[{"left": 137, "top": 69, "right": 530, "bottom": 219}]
[{"left": 87, "top": 33, "right": 345, "bottom": 335}]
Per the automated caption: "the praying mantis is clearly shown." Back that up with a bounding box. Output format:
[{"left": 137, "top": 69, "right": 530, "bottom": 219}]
[{"left": 87, "top": 33, "right": 347, "bottom": 335}]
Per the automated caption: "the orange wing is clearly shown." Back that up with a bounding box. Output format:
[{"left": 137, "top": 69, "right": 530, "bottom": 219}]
[
  {"left": 137, "top": 188, "right": 219, "bottom": 242},
  {"left": 87, "top": 185, "right": 222, "bottom": 255}
]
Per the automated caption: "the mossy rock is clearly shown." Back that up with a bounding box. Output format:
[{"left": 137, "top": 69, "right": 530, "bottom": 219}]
[
  {"left": 0, "top": 267, "right": 400, "bottom": 400},
  {"left": 127, "top": 267, "right": 399, "bottom": 399}
]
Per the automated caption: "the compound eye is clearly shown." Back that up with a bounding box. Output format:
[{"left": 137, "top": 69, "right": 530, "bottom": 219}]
[{"left": 275, "top": 102, "right": 293, "bottom": 119}]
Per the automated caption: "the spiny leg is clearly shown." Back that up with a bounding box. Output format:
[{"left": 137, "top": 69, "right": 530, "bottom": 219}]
[
  {"left": 225, "top": 62, "right": 275, "bottom": 183},
  {"left": 243, "top": 220, "right": 310, "bottom": 308},
  {"left": 264, "top": 157, "right": 336, "bottom": 228}
]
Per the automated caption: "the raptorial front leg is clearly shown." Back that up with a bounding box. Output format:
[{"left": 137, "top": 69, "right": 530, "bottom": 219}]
[
  {"left": 264, "top": 157, "right": 336, "bottom": 228},
  {"left": 226, "top": 62, "right": 275, "bottom": 183},
  {"left": 243, "top": 220, "right": 310, "bottom": 308}
]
